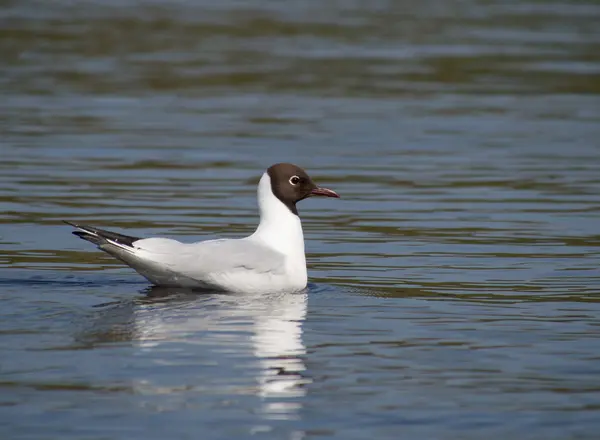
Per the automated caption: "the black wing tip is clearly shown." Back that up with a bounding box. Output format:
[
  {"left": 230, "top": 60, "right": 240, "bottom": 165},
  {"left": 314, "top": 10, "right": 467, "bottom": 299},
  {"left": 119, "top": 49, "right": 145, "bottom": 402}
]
[
  {"left": 63, "top": 220, "right": 94, "bottom": 234},
  {"left": 71, "top": 229, "right": 102, "bottom": 245},
  {"left": 63, "top": 220, "right": 87, "bottom": 229},
  {"left": 64, "top": 220, "right": 142, "bottom": 247}
]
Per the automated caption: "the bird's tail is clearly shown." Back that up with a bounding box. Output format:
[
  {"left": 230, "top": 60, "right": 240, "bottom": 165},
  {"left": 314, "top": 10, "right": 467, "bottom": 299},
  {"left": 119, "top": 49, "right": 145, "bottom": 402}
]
[{"left": 63, "top": 221, "right": 142, "bottom": 249}]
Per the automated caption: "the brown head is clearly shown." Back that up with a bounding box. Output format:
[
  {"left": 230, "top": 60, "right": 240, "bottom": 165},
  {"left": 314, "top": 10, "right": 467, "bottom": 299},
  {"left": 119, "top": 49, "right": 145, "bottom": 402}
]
[{"left": 266, "top": 163, "right": 339, "bottom": 215}]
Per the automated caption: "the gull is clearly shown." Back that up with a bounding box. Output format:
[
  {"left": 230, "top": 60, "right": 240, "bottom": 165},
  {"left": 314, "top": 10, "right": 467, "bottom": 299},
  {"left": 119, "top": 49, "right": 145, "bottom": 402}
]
[{"left": 65, "top": 163, "right": 339, "bottom": 293}]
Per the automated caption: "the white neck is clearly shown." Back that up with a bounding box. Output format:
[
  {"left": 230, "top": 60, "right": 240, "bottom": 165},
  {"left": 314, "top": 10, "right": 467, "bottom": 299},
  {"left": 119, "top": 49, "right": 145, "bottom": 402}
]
[{"left": 251, "top": 173, "right": 305, "bottom": 258}]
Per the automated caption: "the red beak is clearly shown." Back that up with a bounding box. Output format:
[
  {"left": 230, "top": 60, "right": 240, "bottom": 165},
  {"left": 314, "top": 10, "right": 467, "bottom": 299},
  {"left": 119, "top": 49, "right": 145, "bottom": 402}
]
[{"left": 310, "top": 187, "right": 340, "bottom": 198}]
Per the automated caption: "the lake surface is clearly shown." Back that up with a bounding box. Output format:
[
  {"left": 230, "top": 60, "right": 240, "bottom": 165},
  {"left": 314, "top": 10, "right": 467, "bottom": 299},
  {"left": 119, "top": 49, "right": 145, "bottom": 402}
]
[{"left": 1, "top": 0, "right": 600, "bottom": 439}]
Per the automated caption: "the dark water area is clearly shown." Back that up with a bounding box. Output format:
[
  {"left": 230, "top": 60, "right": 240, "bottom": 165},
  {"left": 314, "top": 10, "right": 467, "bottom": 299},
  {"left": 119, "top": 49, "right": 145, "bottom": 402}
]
[{"left": 1, "top": 1, "right": 600, "bottom": 439}]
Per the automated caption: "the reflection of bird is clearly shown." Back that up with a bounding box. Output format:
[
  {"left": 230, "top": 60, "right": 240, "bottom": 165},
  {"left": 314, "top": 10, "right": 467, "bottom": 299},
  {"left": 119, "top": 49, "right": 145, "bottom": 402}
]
[
  {"left": 251, "top": 291, "right": 310, "bottom": 403},
  {"left": 80, "top": 287, "right": 310, "bottom": 420},
  {"left": 64, "top": 163, "right": 339, "bottom": 293}
]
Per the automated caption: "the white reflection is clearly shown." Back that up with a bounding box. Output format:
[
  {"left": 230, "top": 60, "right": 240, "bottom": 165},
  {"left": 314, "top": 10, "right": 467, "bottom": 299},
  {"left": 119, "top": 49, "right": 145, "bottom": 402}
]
[
  {"left": 251, "top": 291, "right": 310, "bottom": 418},
  {"left": 89, "top": 287, "right": 309, "bottom": 420}
]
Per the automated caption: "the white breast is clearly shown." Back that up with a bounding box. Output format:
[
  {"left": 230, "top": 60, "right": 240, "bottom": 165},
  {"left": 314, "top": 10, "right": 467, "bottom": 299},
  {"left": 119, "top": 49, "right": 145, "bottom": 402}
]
[{"left": 249, "top": 173, "right": 308, "bottom": 290}]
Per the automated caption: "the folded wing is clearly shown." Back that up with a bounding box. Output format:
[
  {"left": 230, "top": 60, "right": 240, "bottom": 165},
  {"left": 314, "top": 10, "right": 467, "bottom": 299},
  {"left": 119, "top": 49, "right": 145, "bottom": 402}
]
[{"left": 65, "top": 221, "right": 286, "bottom": 288}]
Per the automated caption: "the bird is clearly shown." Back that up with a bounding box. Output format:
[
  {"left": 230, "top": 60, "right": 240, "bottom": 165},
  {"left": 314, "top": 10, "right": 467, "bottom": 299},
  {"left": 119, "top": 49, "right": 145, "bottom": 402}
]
[{"left": 65, "top": 163, "right": 340, "bottom": 293}]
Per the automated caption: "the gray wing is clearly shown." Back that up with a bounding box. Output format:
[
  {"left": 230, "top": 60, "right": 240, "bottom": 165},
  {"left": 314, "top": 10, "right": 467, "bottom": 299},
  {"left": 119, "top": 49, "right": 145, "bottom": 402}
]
[{"left": 134, "top": 237, "right": 286, "bottom": 279}]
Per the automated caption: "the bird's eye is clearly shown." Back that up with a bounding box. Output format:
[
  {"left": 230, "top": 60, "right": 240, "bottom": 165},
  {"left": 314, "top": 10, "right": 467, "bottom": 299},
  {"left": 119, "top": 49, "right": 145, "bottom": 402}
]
[{"left": 289, "top": 175, "right": 300, "bottom": 185}]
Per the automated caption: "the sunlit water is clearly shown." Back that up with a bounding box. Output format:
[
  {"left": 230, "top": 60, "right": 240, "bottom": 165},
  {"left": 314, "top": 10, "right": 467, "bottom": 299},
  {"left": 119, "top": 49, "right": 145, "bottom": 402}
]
[{"left": 1, "top": 1, "right": 600, "bottom": 439}]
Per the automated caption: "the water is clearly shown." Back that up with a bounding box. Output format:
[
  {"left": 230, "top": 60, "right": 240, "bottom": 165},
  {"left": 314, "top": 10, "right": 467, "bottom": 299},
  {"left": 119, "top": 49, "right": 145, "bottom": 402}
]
[{"left": 1, "top": 0, "right": 600, "bottom": 438}]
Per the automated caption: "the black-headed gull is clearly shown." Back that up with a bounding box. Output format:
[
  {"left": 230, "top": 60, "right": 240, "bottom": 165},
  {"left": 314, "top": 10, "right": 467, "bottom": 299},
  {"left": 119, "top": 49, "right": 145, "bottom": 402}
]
[{"left": 65, "top": 163, "right": 339, "bottom": 293}]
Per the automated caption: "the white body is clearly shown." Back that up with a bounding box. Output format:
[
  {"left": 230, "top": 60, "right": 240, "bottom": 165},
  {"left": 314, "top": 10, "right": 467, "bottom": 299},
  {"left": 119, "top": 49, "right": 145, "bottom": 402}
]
[{"left": 101, "top": 173, "right": 308, "bottom": 293}]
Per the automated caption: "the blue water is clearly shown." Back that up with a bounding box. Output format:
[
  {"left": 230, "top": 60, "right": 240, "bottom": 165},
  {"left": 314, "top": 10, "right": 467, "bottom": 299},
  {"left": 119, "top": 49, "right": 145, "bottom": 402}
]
[{"left": 1, "top": 0, "right": 600, "bottom": 439}]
